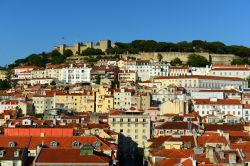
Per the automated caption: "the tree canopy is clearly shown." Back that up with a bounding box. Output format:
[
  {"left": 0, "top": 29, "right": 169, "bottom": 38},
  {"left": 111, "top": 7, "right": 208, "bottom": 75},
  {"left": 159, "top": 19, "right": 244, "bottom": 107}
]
[
  {"left": 187, "top": 54, "right": 210, "bottom": 67},
  {"left": 231, "top": 58, "right": 249, "bottom": 65},
  {"left": 0, "top": 80, "right": 11, "bottom": 90},
  {"left": 170, "top": 57, "right": 183, "bottom": 66},
  {"left": 81, "top": 48, "right": 105, "bottom": 56},
  {"left": 110, "top": 40, "right": 250, "bottom": 58}
]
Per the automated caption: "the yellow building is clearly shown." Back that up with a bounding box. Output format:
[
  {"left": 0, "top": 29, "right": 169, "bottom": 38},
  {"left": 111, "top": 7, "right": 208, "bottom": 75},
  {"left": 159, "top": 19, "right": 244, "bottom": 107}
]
[
  {"left": 118, "top": 70, "right": 137, "bottom": 82},
  {"left": 160, "top": 98, "right": 189, "bottom": 115},
  {"left": 31, "top": 68, "right": 45, "bottom": 78},
  {"left": 108, "top": 109, "right": 151, "bottom": 148},
  {"left": 0, "top": 70, "right": 7, "bottom": 80},
  {"left": 95, "top": 85, "right": 114, "bottom": 113},
  {"left": 54, "top": 92, "right": 95, "bottom": 112}
]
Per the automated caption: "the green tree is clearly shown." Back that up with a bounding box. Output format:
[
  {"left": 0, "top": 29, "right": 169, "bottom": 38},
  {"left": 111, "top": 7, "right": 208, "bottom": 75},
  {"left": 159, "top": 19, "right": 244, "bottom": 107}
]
[
  {"left": 187, "top": 54, "right": 210, "bottom": 67},
  {"left": 231, "top": 58, "right": 249, "bottom": 65},
  {"left": 63, "top": 49, "right": 73, "bottom": 57},
  {"left": 81, "top": 48, "right": 105, "bottom": 56},
  {"left": 0, "top": 80, "right": 11, "bottom": 90},
  {"left": 51, "top": 80, "right": 56, "bottom": 86},
  {"left": 170, "top": 57, "right": 183, "bottom": 66},
  {"left": 157, "top": 54, "right": 163, "bottom": 62}
]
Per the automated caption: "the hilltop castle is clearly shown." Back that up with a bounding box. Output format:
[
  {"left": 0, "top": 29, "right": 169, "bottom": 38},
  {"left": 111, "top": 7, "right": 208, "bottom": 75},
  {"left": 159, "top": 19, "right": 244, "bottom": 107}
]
[{"left": 55, "top": 40, "right": 111, "bottom": 55}]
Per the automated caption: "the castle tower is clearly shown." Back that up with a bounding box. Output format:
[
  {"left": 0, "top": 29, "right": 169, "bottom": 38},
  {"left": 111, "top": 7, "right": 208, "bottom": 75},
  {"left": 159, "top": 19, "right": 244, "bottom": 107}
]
[
  {"left": 73, "top": 42, "right": 81, "bottom": 55},
  {"left": 99, "top": 40, "right": 111, "bottom": 52},
  {"left": 58, "top": 44, "right": 66, "bottom": 54},
  {"left": 87, "top": 42, "right": 93, "bottom": 48}
]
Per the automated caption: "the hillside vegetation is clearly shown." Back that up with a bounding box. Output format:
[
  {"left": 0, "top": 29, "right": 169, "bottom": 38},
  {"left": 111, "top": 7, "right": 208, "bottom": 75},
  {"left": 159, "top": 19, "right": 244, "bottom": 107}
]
[{"left": 8, "top": 40, "right": 250, "bottom": 68}]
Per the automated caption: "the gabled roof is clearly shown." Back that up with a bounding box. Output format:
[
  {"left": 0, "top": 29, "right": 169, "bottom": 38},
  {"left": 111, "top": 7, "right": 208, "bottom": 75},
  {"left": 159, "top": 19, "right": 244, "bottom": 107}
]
[
  {"left": 152, "top": 149, "right": 194, "bottom": 158},
  {"left": 155, "top": 122, "right": 198, "bottom": 130},
  {"left": 148, "top": 136, "right": 195, "bottom": 149},
  {"left": 154, "top": 75, "right": 244, "bottom": 81},
  {"left": 35, "top": 148, "right": 110, "bottom": 164},
  {"left": 193, "top": 99, "right": 241, "bottom": 105},
  {"left": 197, "top": 136, "right": 227, "bottom": 146}
]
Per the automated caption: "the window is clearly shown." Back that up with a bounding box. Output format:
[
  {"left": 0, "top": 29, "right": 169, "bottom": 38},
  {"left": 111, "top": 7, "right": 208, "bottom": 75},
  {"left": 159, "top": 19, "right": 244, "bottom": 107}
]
[
  {"left": 8, "top": 141, "right": 16, "bottom": 147},
  {"left": 50, "top": 141, "right": 58, "bottom": 147},
  {"left": 72, "top": 141, "right": 80, "bottom": 148}
]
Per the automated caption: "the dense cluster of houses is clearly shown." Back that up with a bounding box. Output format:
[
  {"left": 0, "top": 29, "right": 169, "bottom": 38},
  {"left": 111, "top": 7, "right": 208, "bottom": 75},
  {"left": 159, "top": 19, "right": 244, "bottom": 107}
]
[{"left": 1, "top": 59, "right": 250, "bottom": 165}]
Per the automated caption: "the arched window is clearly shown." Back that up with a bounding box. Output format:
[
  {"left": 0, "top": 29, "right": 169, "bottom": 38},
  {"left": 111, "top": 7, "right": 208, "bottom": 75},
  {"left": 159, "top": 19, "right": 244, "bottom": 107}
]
[
  {"left": 72, "top": 141, "right": 80, "bottom": 148},
  {"left": 50, "top": 141, "right": 58, "bottom": 148},
  {"left": 8, "top": 141, "right": 16, "bottom": 147},
  {"left": 93, "top": 141, "right": 101, "bottom": 148}
]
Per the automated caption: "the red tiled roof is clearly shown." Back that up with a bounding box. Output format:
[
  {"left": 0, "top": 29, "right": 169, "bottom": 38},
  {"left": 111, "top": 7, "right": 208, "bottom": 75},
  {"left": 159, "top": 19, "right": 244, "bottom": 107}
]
[
  {"left": 152, "top": 149, "right": 194, "bottom": 158},
  {"left": 212, "top": 67, "right": 250, "bottom": 71},
  {"left": 243, "top": 104, "right": 250, "bottom": 109},
  {"left": 199, "top": 89, "right": 239, "bottom": 93},
  {"left": 28, "top": 136, "right": 114, "bottom": 151},
  {"left": 204, "top": 124, "right": 244, "bottom": 131},
  {"left": 193, "top": 99, "right": 241, "bottom": 105},
  {"left": 87, "top": 123, "right": 109, "bottom": 129},
  {"left": 109, "top": 110, "right": 125, "bottom": 115},
  {"left": 35, "top": 148, "right": 110, "bottom": 164},
  {"left": 148, "top": 136, "right": 195, "bottom": 149},
  {"left": 15, "top": 66, "right": 40, "bottom": 69},
  {"left": 197, "top": 136, "right": 227, "bottom": 146},
  {"left": 154, "top": 75, "right": 244, "bottom": 81},
  {"left": 155, "top": 122, "right": 198, "bottom": 130},
  {"left": 0, "top": 136, "right": 31, "bottom": 148}
]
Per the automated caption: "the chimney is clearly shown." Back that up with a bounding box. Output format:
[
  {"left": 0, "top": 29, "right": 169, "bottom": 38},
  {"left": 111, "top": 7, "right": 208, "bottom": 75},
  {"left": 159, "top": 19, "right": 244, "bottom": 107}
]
[{"left": 228, "top": 152, "right": 236, "bottom": 164}]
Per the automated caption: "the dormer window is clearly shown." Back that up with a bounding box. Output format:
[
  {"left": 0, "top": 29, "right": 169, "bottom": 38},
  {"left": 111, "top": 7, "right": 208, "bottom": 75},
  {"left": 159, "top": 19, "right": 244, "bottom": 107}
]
[
  {"left": 93, "top": 141, "right": 101, "bottom": 148},
  {"left": 8, "top": 141, "right": 16, "bottom": 147},
  {"left": 72, "top": 141, "right": 80, "bottom": 148},
  {"left": 50, "top": 141, "right": 58, "bottom": 148},
  {"left": 0, "top": 150, "right": 5, "bottom": 157}
]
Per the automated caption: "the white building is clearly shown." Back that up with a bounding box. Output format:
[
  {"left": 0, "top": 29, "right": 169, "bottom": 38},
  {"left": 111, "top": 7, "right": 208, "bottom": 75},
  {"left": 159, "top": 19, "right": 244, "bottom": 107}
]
[
  {"left": 154, "top": 75, "right": 248, "bottom": 92},
  {"left": 193, "top": 98, "right": 242, "bottom": 118},
  {"left": 59, "top": 64, "right": 91, "bottom": 84},
  {"left": 13, "top": 66, "right": 40, "bottom": 80},
  {"left": 114, "top": 89, "right": 133, "bottom": 110},
  {"left": 209, "top": 65, "right": 250, "bottom": 79}
]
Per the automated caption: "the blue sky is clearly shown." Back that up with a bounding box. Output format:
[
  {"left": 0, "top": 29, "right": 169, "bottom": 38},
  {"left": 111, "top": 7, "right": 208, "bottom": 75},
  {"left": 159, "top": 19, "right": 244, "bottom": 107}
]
[{"left": 0, "top": 0, "right": 250, "bottom": 66}]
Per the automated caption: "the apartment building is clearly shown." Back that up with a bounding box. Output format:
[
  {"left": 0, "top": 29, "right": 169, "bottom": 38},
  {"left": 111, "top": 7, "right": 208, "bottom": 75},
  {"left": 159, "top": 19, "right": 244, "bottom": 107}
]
[
  {"left": 209, "top": 65, "right": 250, "bottom": 79},
  {"left": 168, "top": 66, "right": 189, "bottom": 76},
  {"left": 193, "top": 98, "right": 243, "bottom": 117},
  {"left": 60, "top": 64, "right": 91, "bottom": 84},
  {"left": 91, "top": 66, "right": 118, "bottom": 83},
  {"left": 33, "top": 94, "right": 54, "bottom": 114},
  {"left": 125, "top": 60, "right": 150, "bottom": 81},
  {"left": 13, "top": 66, "right": 40, "bottom": 80},
  {"left": 154, "top": 75, "right": 248, "bottom": 92},
  {"left": 95, "top": 85, "right": 114, "bottom": 113},
  {"left": 108, "top": 109, "right": 151, "bottom": 148},
  {"left": 114, "top": 88, "right": 151, "bottom": 110},
  {"left": 31, "top": 68, "right": 45, "bottom": 79},
  {"left": 54, "top": 92, "right": 95, "bottom": 112},
  {"left": 118, "top": 70, "right": 137, "bottom": 82}
]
